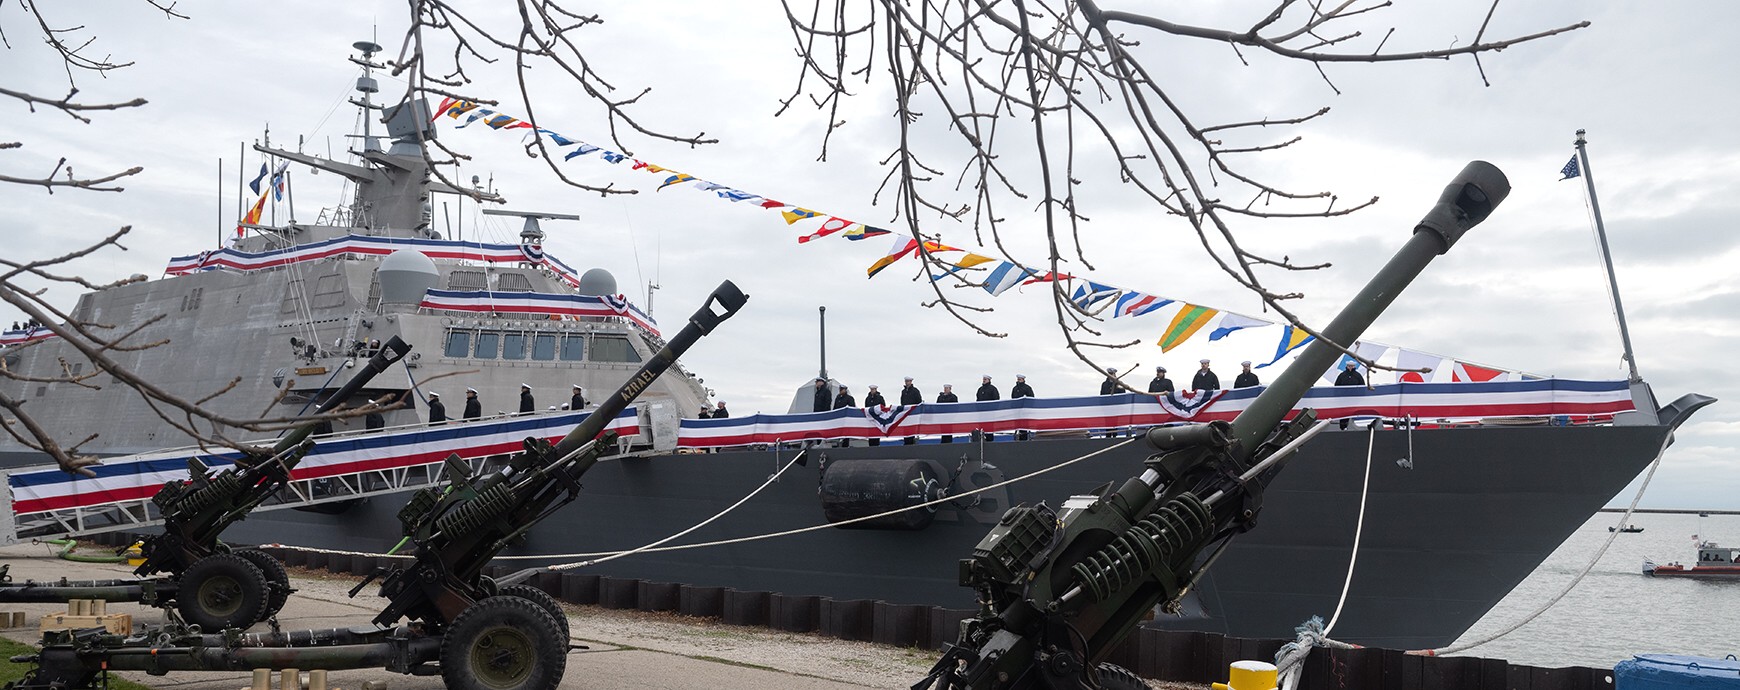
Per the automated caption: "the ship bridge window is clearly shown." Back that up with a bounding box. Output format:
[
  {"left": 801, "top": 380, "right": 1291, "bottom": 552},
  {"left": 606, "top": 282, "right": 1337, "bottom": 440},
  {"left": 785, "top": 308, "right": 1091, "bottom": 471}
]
[
  {"left": 444, "top": 331, "right": 472, "bottom": 358},
  {"left": 531, "top": 333, "right": 557, "bottom": 361},
  {"left": 474, "top": 332, "right": 500, "bottom": 359},
  {"left": 502, "top": 333, "right": 527, "bottom": 360},
  {"left": 496, "top": 273, "right": 534, "bottom": 292},
  {"left": 560, "top": 335, "right": 585, "bottom": 361},
  {"left": 592, "top": 335, "right": 641, "bottom": 363},
  {"left": 448, "top": 270, "right": 487, "bottom": 291}
]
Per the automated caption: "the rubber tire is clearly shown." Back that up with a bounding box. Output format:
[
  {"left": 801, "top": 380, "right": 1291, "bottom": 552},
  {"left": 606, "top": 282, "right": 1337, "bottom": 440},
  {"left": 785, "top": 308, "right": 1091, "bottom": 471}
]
[
  {"left": 440, "top": 596, "right": 568, "bottom": 690},
  {"left": 500, "top": 584, "right": 570, "bottom": 640},
  {"left": 1095, "top": 662, "right": 1149, "bottom": 690},
  {"left": 234, "top": 549, "right": 292, "bottom": 620},
  {"left": 177, "top": 553, "right": 269, "bottom": 631}
]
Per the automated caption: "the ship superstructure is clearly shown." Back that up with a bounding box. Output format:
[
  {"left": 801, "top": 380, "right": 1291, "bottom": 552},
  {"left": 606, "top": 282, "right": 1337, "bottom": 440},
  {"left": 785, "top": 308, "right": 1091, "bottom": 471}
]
[{"left": 0, "top": 43, "right": 705, "bottom": 463}]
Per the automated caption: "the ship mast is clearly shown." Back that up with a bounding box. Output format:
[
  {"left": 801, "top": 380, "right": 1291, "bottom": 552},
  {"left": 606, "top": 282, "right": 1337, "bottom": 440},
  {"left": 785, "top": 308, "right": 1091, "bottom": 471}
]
[{"left": 1573, "top": 130, "right": 1642, "bottom": 383}]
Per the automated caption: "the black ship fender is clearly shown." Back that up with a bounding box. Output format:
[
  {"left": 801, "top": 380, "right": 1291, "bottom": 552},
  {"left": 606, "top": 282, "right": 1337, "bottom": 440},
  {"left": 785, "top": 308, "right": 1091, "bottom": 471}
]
[{"left": 819, "top": 457, "right": 952, "bottom": 530}]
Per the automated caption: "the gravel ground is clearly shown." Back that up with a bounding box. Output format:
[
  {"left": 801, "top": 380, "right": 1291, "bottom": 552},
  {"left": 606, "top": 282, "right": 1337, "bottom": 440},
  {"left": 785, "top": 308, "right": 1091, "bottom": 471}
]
[{"left": 0, "top": 543, "right": 1205, "bottom": 689}]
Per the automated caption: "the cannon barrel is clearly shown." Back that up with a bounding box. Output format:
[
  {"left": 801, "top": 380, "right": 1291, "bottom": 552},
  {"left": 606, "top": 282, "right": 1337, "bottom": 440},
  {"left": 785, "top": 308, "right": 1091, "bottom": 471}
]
[
  {"left": 549, "top": 281, "right": 747, "bottom": 465},
  {"left": 269, "top": 336, "right": 412, "bottom": 456},
  {"left": 1229, "top": 161, "right": 1510, "bottom": 453}
]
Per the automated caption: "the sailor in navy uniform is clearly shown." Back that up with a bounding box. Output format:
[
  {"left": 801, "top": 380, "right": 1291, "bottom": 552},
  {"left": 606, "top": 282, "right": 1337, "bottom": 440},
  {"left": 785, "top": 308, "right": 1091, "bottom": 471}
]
[
  {"left": 1148, "top": 366, "right": 1174, "bottom": 393},
  {"left": 519, "top": 383, "right": 535, "bottom": 414},
  {"left": 1335, "top": 360, "right": 1366, "bottom": 386},
  {"left": 1234, "top": 361, "right": 1260, "bottom": 389},
  {"left": 427, "top": 392, "right": 447, "bottom": 425},
  {"left": 463, "top": 387, "right": 482, "bottom": 421},
  {"left": 1192, "top": 359, "right": 1219, "bottom": 391},
  {"left": 1099, "top": 368, "right": 1121, "bottom": 395}
]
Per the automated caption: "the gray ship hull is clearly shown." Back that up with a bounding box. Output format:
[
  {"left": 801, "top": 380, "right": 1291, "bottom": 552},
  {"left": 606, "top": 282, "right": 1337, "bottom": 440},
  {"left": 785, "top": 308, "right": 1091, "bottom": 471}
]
[{"left": 215, "top": 422, "right": 1667, "bottom": 650}]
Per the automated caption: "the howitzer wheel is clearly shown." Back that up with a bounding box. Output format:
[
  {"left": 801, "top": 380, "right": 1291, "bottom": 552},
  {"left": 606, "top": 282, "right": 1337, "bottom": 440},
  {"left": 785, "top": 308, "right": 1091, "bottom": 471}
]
[
  {"left": 500, "top": 584, "right": 570, "bottom": 640},
  {"left": 234, "top": 549, "right": 291, "bottom": 620},
  {"left": 1094, "top": 662, "right": 1147, "bottom": 690},
  {"left": 441, "top": 596, "right": 567, "bottom": 690},
  {"left": 178, "top": 553, "right": 268, "bottom": 631}
]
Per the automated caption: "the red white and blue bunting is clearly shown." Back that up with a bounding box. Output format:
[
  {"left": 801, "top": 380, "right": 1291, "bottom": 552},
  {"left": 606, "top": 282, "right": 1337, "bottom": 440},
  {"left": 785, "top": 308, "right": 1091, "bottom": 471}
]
[
  {"left": 5, "top": 408, "right": 638, "bottom": 516},
  {"left": 419, "top": 289, "right": 659, "bottom": 336},
  {"left": 676, "top": 379, "right": 1635, "bottom": 447},
  {"left": 165, "top": 234, "right": 584, "bottom": 288},
  {"left": 0, "top": 327, "right": 56, "bottom": 347}
]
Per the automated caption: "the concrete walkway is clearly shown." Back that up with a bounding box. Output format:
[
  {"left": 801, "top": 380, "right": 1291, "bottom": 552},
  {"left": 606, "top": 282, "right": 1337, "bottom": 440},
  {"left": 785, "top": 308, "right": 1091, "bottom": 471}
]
[{"left": 0, "top": 542, "right": 942, "bottom": 689}]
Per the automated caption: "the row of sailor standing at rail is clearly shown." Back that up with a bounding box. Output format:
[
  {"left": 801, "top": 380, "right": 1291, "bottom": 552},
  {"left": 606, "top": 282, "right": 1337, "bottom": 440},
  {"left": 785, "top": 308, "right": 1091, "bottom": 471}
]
[{"left": 423, "top": 384, "right": 589, "bottom": 425}]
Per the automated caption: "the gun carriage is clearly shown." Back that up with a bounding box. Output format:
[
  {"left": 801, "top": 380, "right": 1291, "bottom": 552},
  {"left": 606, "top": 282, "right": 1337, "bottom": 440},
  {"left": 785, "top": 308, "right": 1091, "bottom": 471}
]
[
  {"left": 0, "top": 337, "right": 413, "bottom": 631},
  {"left": 918, "top": 162, "right": 1511, "bottom": 689},
  {"left": 6, "top": 281, "right": 748, "bottom": 690}
]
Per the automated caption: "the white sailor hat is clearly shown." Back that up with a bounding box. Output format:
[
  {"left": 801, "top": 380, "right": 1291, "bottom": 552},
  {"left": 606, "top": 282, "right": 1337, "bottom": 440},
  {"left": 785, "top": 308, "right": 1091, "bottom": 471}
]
[
  {"left": 1242, "top": 360, "right": 1253, "bottom": 366},
  {"left": 1107, "top": 367, "right": 1117, "bottom": 374},
  {"left": 868, "top": 385, "right": 879, "bottom": 389},
  {"left": 1016, "top": 374, "right": 1025, "bottom": 379},
  {"left": 904, "top": 376, "right": 914, "bottom": 382},
  {"left": 982, "top": 374, "right": 991, "bottom": 380},
  {"left": 1200, "top": 359, "right": 1211, "bottom": 364},
  {"left": 521, "top": 383, "right": 532, "bottom": 389},
  {"left": 466, "top": 387, "right": 478, "bottom": 394},
  {"left": 428, "top": 392, "right": 440, "bottom": 398},
  {"left": 572, "top": 384, "right": 582, "bottom": 389}
]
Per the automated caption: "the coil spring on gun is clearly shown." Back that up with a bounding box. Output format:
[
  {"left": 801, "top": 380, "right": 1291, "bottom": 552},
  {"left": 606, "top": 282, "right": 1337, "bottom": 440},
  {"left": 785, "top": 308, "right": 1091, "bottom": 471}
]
[
  {"left": 1068, "top": 494, "right": 1212, "bottom": 602},
  {"left": 159, "top": 470, "right": 243, "bottom": 515},
  {"left": 434, "top": 483, "right": 513, "bottom": 538}
]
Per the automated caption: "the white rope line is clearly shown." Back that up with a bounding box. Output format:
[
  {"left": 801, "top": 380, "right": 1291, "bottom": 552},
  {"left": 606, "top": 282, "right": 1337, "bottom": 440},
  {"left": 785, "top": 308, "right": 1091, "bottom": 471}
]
[
  {"left": 498, "top": 437, "right": 1141, "bottom": 562},
  {"left": 1423, "top": 428, "right": 1674, "bottom": 656},
  {"left": 269, "top": 437, "right": 1142, "bottom": 563},
  {"left": 1277, "top": 425, "right": 1377, "bottom": 690},
  {"left": 1323, "top": 423, "right": 1376, "bottom": 636},
  {"left": 543, "top": 453, "right": 805, "bottom": 571}
]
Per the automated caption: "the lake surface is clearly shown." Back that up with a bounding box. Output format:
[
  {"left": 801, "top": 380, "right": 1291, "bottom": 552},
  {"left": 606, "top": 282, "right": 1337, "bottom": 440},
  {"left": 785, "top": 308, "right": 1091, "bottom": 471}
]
[{"left": 1445, "top": 512, "right": 1740, "bottom": 668}]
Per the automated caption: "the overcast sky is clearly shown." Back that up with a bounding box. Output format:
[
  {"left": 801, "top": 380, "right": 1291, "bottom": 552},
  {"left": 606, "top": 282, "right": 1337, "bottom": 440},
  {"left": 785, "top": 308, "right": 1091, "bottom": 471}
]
[{"left": 6, "top": 1, "right": 1737, "bottom": 509}]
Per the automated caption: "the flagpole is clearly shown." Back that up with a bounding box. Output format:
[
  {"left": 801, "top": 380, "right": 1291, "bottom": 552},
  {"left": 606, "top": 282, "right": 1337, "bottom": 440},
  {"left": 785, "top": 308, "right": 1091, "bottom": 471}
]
[
  {"left": 234, "top": 142, "right": 244, "bottom": 241},
  {"left": 216, "top": 157, "right": 224, "bottom": 250},
  {"left": 1574, "top": 129, "right": 1641, "bottom": 383}
]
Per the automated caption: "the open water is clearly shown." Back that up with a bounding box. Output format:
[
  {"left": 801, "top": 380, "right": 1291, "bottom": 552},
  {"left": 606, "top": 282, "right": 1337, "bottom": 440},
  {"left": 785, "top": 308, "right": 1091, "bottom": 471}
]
[{"left": 1444, "top": 512, "right": 1740, "bottom": 669}]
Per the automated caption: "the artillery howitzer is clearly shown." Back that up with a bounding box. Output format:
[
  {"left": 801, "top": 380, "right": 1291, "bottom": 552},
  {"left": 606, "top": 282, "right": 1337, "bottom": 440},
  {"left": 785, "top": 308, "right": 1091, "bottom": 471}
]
[
  {"left": 7, "top": 281, "right": 748, "bottom": 690},
  {"left": 917, "top": 162, "right": 1511, "bottom": 689},
  {"left": 0, "top": 337, "right": 413, "bottom": 631}
]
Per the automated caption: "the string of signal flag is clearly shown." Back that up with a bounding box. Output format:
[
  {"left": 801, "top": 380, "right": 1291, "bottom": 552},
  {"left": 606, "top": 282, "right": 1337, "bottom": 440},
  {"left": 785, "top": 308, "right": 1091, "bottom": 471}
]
[{"left": 429, "top": 97, "right": 1521, "bottom": 382}]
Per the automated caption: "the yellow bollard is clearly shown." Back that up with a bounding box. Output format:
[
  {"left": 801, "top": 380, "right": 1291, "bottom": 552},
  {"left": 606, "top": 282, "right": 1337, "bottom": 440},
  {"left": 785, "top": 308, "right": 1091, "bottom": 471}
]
[
  {"left": 1211, "top": 659, "right": 1278, "bottom": 690},
  {"left": 124, "top": 542, "right": 146, "bottom": 567}
]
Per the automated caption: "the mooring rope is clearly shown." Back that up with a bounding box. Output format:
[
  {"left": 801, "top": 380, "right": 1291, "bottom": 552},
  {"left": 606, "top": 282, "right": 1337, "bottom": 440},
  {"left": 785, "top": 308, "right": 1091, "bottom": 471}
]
[
  {"left": 1417, "top": 427, "right": 1674, "bottom": 656},
  {"left": 541, "top": 451, "right": 807, "bottom": 571},
  {"left": 1323, "top": 421, "right": 1377, "bottom": 636},
  {"left": 1275, "top": 423, "right": 1378, "bottom": 690},
  {"left": 268, "top": 437, "right": 1141, "bottom": 564}
]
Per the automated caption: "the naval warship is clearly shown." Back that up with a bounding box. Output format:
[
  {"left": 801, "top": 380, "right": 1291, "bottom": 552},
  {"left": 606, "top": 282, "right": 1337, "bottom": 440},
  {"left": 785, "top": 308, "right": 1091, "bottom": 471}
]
[{"left": 0, "top": 44, "right": 1712, "bottom": 650}]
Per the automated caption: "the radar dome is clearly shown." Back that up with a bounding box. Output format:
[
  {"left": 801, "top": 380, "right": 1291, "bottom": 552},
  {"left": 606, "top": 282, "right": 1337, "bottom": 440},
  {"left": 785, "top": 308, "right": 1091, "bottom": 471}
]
[
  {"left": 576, "top": 268, "right": 618, "bottom": 296},
  {"left": 378, "top": 250, "right": 439, "bottom": 305}
]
